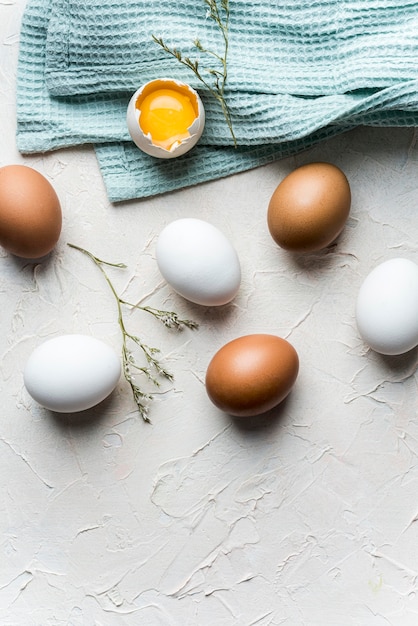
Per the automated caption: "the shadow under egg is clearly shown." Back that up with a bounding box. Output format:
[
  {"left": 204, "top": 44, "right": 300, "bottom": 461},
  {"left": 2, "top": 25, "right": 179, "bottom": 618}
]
[
  {"left": 46, "top": 390, "right": 120, "bottom": 431},
  {"left": 227, "top": 393, "right": 294, "bottom": 434}
]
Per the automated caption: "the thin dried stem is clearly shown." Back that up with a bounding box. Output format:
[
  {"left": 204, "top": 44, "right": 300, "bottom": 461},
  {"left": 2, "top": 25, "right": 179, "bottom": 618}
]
[
  {"left": 68, "top": 243, "right": 198, "bottom": 421},
  {"left": 152, "top": 0, "right": 236, "bottom": 146}
]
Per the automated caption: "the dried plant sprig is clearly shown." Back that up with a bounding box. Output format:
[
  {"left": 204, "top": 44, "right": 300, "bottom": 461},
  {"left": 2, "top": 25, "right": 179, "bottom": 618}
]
[
  {"left": 68, "top": 243, "right": 198, "bottom": 422},
  {"left": 152, "top": 0, "right": 236, "bottom": 146}
]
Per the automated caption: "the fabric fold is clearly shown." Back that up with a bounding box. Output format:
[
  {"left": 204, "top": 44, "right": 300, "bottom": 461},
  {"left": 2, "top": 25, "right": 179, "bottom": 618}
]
[{"left": 16, "top": 0, "right": 418, "bottom": 202}]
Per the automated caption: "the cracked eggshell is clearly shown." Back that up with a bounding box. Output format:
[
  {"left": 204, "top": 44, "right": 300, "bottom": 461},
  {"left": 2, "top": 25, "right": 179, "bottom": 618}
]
[
  {"left": 23, "top": 334, "right": 121, "bottom": 413},
  {"left": 126, "top": 78, "right": 205, "bottom": 158}
]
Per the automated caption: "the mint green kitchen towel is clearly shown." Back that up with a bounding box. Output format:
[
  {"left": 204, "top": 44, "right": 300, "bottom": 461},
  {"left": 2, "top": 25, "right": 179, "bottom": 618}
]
[{"left": 16, "top": 0, "right": 418, "bottom": 202}]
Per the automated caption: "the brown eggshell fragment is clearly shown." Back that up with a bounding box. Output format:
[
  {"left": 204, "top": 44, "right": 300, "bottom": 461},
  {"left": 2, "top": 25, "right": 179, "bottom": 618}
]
[
  {"left": 205, "top": 334, "right": 299, "bottom": 417},
  {"left": 0, "top": 164, "right": 62, "bottom": 258},
  {"left": 267, "top": 162, "right": 351, "bottom": 252}
]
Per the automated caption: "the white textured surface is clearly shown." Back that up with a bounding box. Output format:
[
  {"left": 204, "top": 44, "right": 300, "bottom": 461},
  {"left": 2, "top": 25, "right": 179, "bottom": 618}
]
[{"left": 2, "top": 2, "right": 418, "bottom": 625}]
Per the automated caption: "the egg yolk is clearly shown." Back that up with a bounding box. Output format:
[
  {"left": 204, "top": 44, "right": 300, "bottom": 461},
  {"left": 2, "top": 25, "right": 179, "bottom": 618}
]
[{"left": 138, "top": 88, "right": 197, "bottom": 150}]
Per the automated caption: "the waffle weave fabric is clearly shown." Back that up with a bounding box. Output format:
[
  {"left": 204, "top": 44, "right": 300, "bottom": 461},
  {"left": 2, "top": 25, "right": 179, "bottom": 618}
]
[{"left": 16, "top": 0, "right": 418, "bottom": 202}]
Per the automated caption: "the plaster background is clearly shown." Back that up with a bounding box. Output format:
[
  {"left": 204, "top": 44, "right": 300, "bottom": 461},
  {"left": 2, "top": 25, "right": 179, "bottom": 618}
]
[{"left": 2, "top": 2, "right": 418, "bottom": 624}]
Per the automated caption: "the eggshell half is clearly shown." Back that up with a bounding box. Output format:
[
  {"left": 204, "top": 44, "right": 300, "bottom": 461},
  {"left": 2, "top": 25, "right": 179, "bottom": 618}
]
[
  {"left": 126, "top": 78, "right": 205, "bottom": 158},
  {"left": 24, "top": 334, "right": 121, "bottom": 413},
  {"left": 205, "top": 334, "right": 299, "bottom": 417}
]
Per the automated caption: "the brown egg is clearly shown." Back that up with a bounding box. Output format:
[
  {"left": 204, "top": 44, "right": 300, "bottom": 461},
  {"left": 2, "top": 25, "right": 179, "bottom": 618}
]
[
  {"left": 0, "top": 164, "right": 62, "bottom": 258},
  {"left": 205, "top": 334, "right": 299, "bottom": 417},
  {"left": 267, "top": 162, "right": 351, "bottom": 252}
]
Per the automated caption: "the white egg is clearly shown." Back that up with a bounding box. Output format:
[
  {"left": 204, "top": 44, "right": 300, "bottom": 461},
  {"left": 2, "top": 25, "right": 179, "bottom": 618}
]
[
  {"left": 126, "top": 78, "right": 205, "bottom": 159},
  {"left": 23, "top": 334, "right": 121, "bottom": 413},
  {"left": 356, "top": 258, "right": 418, "bottom": 355},
  {"left": 156, "top": 218, "right": 241, "bottom": 306}
]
